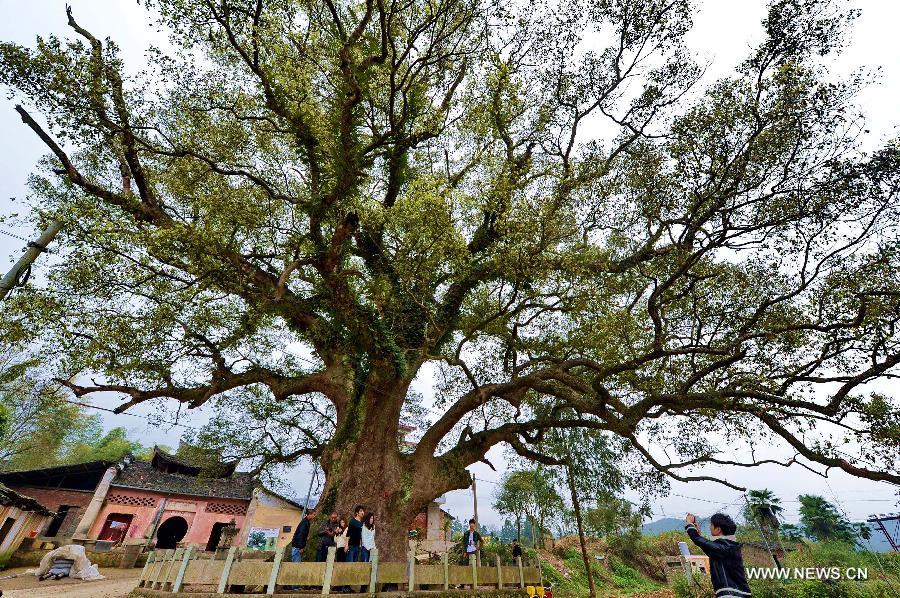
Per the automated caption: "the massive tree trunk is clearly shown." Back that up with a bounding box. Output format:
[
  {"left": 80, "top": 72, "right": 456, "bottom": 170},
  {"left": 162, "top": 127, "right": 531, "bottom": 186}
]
[{"left": 314, "top": 365, "right": 469, "bottom": 561}]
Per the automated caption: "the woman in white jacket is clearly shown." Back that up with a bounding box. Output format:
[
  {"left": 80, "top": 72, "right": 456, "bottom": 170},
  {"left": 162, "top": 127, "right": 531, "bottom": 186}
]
[{"left": 361, "top": 512, "right": 376, "bottom": 562}]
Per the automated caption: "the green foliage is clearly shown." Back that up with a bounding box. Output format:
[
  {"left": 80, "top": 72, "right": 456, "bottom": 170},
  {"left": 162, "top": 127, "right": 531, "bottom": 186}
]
[
  {"left": 744, "top": 489, "right": 784, "bottom": 531},
  {"left": 543, "top": 544, "right": 662, "bottom": 597},
  {"left": 494, "top": 467, "right": 564, "bottom": 548},
  {"left": 62, "top": 425, "right": 146, "bottom": 465},
  {"left": 0, "top": 0, "right": 898, "bottom": 530},
  {"left": 798, "top": 495, "right": 859, "bottom": 545},
  {"left": 0, "top": 348, "right": 145, "bottom": 469}
]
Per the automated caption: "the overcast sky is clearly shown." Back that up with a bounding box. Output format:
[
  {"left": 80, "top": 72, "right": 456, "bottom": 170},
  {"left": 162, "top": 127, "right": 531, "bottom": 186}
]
[{"left": 1, "top": 0, "right": 898, "bottom": 528}]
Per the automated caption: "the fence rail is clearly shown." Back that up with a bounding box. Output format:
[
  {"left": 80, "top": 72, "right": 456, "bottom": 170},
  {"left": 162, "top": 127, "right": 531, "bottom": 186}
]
[{"left": 137, "top": 544, "right": 542, "bottom": 595}]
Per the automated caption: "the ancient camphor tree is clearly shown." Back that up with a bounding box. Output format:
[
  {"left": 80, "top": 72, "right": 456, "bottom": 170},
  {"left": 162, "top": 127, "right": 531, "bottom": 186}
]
[{"left": 1, "top": 0, "right": 899, "bottom": 558}]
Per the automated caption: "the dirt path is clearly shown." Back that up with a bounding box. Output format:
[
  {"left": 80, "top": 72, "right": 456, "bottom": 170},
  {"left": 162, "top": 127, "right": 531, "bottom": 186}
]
[{"left": 0, "top": 566, "right": 141, "bottom": 598}]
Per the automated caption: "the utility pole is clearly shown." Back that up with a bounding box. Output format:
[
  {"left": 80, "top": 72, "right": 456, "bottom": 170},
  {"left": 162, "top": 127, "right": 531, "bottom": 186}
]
[
  {"left": 0, "top": 220, "right": 63, "bottom": 300},
  {"left": 471, "top": 472, "right": 479, "bottom": 524},
  {"left": 301, "top": 460, "right": 319, "bottom": 516},
  {"left": 471, "top": 472, "right": 481, "bottom": 566}
]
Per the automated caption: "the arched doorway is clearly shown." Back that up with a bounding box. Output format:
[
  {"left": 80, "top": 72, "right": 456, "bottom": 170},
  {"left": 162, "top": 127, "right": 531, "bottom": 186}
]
[{"left": 156, "top": 516, "right": 189, "bottom": 549}]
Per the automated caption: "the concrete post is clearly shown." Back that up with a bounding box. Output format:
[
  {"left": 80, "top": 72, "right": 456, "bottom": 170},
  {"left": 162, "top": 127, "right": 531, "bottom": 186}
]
[
  {"left": 73, "top": 459, "right": 129, "bottom": 540},
  {"left": 322, "top": 545, "right": 336, "bottom": 595},
  {"left": 407, "top": 540, "right": 416, "bottom": 592},
  {"left": 496, "top": 554, "right": 503, "bottom": 588},
  {"left": 148, "top": 549, "right": 170, "bottom": 589},
  {"left": 161, "top": 547, "right": 184, "bottom": 591},
  {"left": 267, "top": 545, "right": 284, "bottom": 595},
  {"left": 139, "top": 551, "right": 156, "bottom": 587},
  {"left": 470, "top": 552, "right": 478, "bottom": 590},
  {"left": 368, "top": 547, "right": 379, "bottom": 594},
  {"left": 517, "top": 556, "right": 524, "bottom": 588},
  {"left": 442, "top": 551, "right": 449, "bottom": 590},
  {"left": 218, "top": 546, "right": 237, "bottom": 594},
  {"left": 172, "top": 546, "right": 194, "bottom": 592}
]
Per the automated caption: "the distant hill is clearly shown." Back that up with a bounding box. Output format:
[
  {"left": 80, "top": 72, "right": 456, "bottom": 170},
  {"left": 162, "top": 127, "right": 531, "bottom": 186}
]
[{"left": 642, "top": 517, "right": 710, "bottom": 536}]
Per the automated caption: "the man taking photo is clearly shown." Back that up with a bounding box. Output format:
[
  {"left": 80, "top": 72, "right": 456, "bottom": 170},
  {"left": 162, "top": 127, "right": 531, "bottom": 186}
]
[{"left": 684, "top": 512, "right": 752, "bottom": 597}]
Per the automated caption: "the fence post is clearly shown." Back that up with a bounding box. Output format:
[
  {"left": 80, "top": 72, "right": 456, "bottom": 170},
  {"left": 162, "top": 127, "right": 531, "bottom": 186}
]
[
  {"left": 218, "top": 546, "right": 237, "bottom": 594},
  {"left": 172, "top": 546, "right": 194, "bottom": 592},
  {"left": 322, "top": 545, "right": 336, "bottom": 596},
  {"left": 162, "top": 547, "right": 184, "bottom": 591},
  {"left": 368, "top": 547, "right": 379, "bottom": 595},
  {"left": 139, "top": 550, "right": 155, "bottom": 587},
  {"left": 148, "top": 549, "right": 169, "bottom": 589},
  {"left": 496, "top": 554, "right": 503, "bottom": 588},
  {"left": 267, "top": 545, "right": 285, "bottom": 595},
  {"left": 407, "top": 540, "right": 416, "bottom": 592},
  {"left": 442, "top": 551, "right": 449, "bottom": 590},
  {"left": 470, "top": 552, "right": 478, "bottom": 590},
  {"left": 517, "top": 556, "right": 524, "bottom": 588}
]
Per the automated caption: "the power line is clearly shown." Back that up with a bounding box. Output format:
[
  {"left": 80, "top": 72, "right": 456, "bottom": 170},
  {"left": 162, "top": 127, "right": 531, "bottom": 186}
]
[
  {"left": 0, "top": 227, "right": 32, "bottom": 244},
  {"left": 62, "top": 398, "right": 194, "bottom": 430}
]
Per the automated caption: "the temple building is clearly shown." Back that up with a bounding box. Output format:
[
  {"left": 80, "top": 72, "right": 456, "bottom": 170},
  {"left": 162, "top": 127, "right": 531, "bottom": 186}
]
[
  {"left": 0, "top": 442, "right": 454, "bottom": 554},
  {"left": 0, "top": 447, "right": 303, "bottom": 551}
]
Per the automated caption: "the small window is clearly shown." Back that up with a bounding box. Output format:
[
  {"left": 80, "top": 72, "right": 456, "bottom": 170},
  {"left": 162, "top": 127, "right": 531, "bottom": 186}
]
[
  {"left": 44, "top": 505, "right": 71, "bottom": 538},
  {"left": 283, "top": 526, "right": 292, "bottom": 533},
  {"left": 0, "top": 517, "right": 16, "bottom": 546}
]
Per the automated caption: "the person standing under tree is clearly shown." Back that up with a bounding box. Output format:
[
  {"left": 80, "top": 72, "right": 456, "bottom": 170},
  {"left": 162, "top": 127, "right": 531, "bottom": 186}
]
[
  {"left": 335, "top": 517, "right": 349, "bottom": 561},
  {"left": 361, "top": 512, "right": 376, "bottom": 562},
  {"left": 291, "top": 509, "right": 316, "bottom": 562},
  {"left": 462, "top": 519, "right": 482, "bottom": 564},
  {"left": 346, "top": 505, "right": 365, "bottom": 562},
  {"left": 316, "top": 512, "right": 340, "bottom": 562},
  {"left": 684, "top": 513, "right": 752, "bottom": 598},
  {"left": 511, "top": 539, "right": 522, "bottom": 562}
]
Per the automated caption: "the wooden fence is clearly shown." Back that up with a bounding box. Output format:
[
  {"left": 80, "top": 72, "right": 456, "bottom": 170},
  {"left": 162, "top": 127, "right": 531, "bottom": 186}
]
[{"left": 137, "top": 544, "right": 542, "bottom": 595}]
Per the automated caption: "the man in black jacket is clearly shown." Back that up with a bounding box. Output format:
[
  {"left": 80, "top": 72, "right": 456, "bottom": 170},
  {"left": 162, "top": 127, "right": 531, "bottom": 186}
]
[
  {"left": 291, "top": 509, "right": 317, "bottom": 562},
  {"left": 317, "top": 512, "right": 341, "bottom": 562},
  {"left": 684, "top": 512, "right": 751, "bottom": 597}
]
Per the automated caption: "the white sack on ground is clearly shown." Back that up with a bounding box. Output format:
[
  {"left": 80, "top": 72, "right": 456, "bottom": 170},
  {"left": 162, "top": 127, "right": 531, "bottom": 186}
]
[{"left": 29, "top": 545, "right": 105, "bottom": 581}]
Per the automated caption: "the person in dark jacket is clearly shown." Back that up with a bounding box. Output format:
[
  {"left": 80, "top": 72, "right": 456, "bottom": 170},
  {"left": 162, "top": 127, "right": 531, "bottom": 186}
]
[
  {"left": 511, "top": 539, "right": 523, "bottom": 561},
  {"left": 317, "top": 512, "right": 341, "bottom": 562},
  {"left": 461, "top": 519, "right": 482, "bottom": 564},
  {"left": 346, "top": 505, "right": 365, "bottom": 562},
  {"left": 685, "top": 512, "right": 751, "bottom": 597},
  {"left": 291, "top": 509, "right": 317, "bottom": 562}
]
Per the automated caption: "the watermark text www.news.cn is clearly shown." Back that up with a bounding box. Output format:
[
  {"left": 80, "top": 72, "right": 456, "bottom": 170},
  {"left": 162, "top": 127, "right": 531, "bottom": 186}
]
[{"left": 746, "top": 567, "right": 869, "bottom": 581}]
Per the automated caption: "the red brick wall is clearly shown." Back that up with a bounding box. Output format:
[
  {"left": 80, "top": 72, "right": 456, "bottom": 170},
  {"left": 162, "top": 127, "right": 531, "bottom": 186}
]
[
  {"left": 7, "top": 486, "right": 93, "bottom": 510},
  {"left": 6, "top": 486, "right": 94, "bottom": 538},
  {"left": 410, "top": 511, "right": 427, "bottom": 532}
]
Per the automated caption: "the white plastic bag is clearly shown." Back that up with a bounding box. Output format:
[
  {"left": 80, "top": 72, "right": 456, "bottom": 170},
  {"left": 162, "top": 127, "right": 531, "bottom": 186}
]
[{"left": 30, "top": 544, "right": 106, "bottom": 581}]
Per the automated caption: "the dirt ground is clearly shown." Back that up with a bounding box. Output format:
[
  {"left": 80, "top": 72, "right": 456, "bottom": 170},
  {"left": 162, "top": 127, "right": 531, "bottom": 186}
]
[{"left": 0, "top": 566, "right": 141, "bottom": 598}]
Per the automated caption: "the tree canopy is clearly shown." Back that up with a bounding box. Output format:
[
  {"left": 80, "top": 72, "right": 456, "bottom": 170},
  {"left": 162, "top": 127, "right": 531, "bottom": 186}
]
[
  {"left": 0, "top": 348, "right": 147, "bottom": 469},
  {"left": 1, "top": 0, "right": 898, "bottom": 556}
]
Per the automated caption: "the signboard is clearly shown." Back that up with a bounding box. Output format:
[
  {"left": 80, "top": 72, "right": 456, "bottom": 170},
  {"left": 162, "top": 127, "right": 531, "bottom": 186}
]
[{"left": 246, "top": 527, "right": 280, "bottom": 551}]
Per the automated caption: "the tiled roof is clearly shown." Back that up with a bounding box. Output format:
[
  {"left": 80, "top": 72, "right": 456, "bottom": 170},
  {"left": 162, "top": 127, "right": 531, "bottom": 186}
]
[
  {"left": 151, "top": 446, "right": 238, "bottom": 477},
  {"left": 111, "top": 460, "right": 256, "bottom": 500},
  {"left": 0, "top": 459, "right": 121, "bottom": 492},
  {"left": 0, "top": 482, "right": 54, "bottom": 516}
]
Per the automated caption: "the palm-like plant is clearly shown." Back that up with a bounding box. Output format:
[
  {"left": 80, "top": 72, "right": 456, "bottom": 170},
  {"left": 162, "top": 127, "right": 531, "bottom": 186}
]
[{"left": 745, "top": 489, "right": 784, "bottom": 537}]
